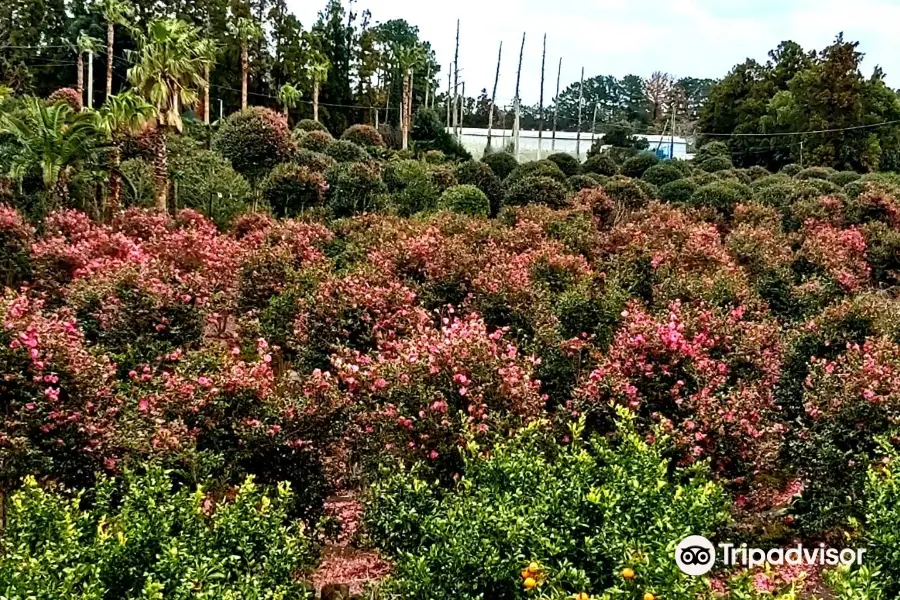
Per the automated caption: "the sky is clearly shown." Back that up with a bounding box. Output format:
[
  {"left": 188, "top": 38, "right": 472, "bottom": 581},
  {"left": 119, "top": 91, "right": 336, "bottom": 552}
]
[{"left": 286, "top": 0, "right": 900, "bottom": 106}]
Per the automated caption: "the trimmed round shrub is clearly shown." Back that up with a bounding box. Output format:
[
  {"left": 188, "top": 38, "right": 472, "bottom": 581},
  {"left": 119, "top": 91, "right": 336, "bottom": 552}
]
[
  {"left": 603, "top": 175, "right": 649, "bottom": 211},
  {"left": 695, "top": 141, "right": 731, "bottom": 163},
  {"left": 295, "top": 119, "right": 328, "bottom": 133},
  {"left": 213, "top": 107, "right": 296, "bottom": 183},
  {"left": 780, "top": 163, "right": 802, "bottom": 176},
  {"left": 633, "top": 179, "right": 659, "bottom": 200},
  {"left": 507, "top": 159, "right": 567, "bottom": 184},
  {"left": 325, "top": 161, "right": 387, "bottom": 217},
  {"left": 293, "top": 149, "right": 337, "bottom": 173},
  {"left": 689, "top": 171, "right": 718, "bottom": 186},
  {"left": 795, "top": 166, "right": 834, "bottom": 181},
  {"left": 828, "top": 171, "right": 861, "bottom": 187},
  {"left": 47, "top": 87, "right": 82, "bottom": 111},
  {"left": 383, "top": 159, "right": 440, "bottom": 216},
  {"left": 324, "top": 139, "right": 370, "bottom": 163},
  {"left": 298, "top": 130, "right": 333, "bottom": 153},
  {"left": 438, "top": 184, "right": 491, "bottom": 217},
  {"left": 261, "top": 163, "right": 327, "bottom": 217},
  {"left": 716, "top": 169, "right": 752, "bottom": 186},
  {"left": 669, "top": 158, "right": 694, "bottom": 176},
  {"left": 641, "top": 162, "right": 683, "bottom": 187},
  {"left": 429, "top": 165, "right": 457, "bottom": 192},
  {"left": 620, "top": 152, "right": 659, "bottom": 178},
  {"left": 341, "top": 124, "right": 386, "bottom": 148},
  {"left": 168, "top": 146, "right": 252, "bottom": 226},
  {"left": 481, "top": 151, "right": 518, "bottom": 180},
  {"left": 697, "top": 155, "right": 733, "bottom": 173},
  {"left": 581, "top": 153, "right": 619, "bottom": 177},
  {"left": 504, "top": 175, "right": 568, "bottom": 208},
  {"left": 746, "top": 165, "right": 772, "bottom": 181},
  {"left": 659, "top": 178, "right": 697, "bottom": 204},
  {"left": 545, "top": 152, "right": 581, "bottom": 177},
  {"left": 455, "top": 160, "right": 504, "bottom": 216},
  {"left": 567, "top": 174, "right": 600, "bottom": 191},
  {"left": 424, "top": 150, "right": 446, "bottom": 164},
  {"left": 690, "top": 180, "right": 752, "bottom": 215}
]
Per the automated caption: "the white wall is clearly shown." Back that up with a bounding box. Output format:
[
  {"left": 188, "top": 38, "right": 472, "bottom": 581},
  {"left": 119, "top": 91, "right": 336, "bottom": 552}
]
[{"left": 448, "top": 127, "right": 692, "bottom": 162}]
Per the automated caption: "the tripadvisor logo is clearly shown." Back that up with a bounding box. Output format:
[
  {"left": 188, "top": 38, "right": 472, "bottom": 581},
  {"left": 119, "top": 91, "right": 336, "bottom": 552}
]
[{"left": 675, "top": 535, "right": 867, "bottom": 576}]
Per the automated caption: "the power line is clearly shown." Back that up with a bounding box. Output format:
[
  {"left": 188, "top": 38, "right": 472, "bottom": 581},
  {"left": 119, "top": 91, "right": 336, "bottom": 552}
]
[{"left": 696, "top": 120, "right": 900, "bottom": 138}]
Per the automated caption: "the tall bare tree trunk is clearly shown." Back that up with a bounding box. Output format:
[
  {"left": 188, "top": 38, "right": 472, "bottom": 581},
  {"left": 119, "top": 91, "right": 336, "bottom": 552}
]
[
  {"left": 486, "top": 42, "right": 502, "bottom": 154},
  {"left": 202, "top": 64, "right": 210, "bottom": 124},
  {"left": 283, "top": 104, "right": 289, "bottom": 118},
  {"left": 401, "top": 69, "right": 410, "bottom": 150},
  {"left": 537, "top": 33, "right": 547, "bottom": 159},
  {"left": 241, "top": 42, "right": 249, "bottom": 110},
  {"left": 106, "top": 21, "right": 114, "bottom": 99},
  {"left": 513, "top": 33, "right": 525, "bottom": 160},
  {"left": 76, "top": 52, "right": 84, "bottom": 98},
  {"left": 152, "top": 128, "right": 168, "bottom": 211},
  {"left": 576, "top": 66, "right": 585, "bottom": 159},
  {"left": 552, "top": 57, "right": 561, "bottom": 151},
  {"left": 313, "top": 80, "right": 320, "bottom": 121}
]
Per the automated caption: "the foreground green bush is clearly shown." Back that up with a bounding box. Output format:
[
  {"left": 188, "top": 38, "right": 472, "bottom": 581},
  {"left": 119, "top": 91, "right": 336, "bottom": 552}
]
[
  {"left": 366, "top": 412, "right": 728, "bottom": 600},
  {"left": 620, "top": 152, "right": 659, "bottom": 178},
  {"left": 383, "top": 159, "right": 440, "bottom": 216},
  {"left": 546, "top": 152, "right": 581, "bottom": 177},
  {"left": 455, "top": 160, "right": 504, "bottom": 216},
  {"left": 438, "top": 184, "right": 490, "bottom": 216},
  {"left": 0, "top": 467, "right": 315, "bottom": 599},
  {"left": 341, "top": 123, "right": 385, "bottom": 148}
]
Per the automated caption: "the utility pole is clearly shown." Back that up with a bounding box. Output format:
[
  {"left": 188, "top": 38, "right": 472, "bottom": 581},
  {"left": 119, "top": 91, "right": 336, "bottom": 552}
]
[
  {"left": 575, "top": 66, "right": 584, "bottom": 159},
  {"left": 486, "top": 41, "right": 502, "bottom": 154},
  {"left": 460, "top": 81, "right": 465, "bottom": 132},
  {"left": 551, "top": 57, "right": 561, "bottom": 151},
  {"left": 800, "top": 138, "right": 804, "bottom": 167},
  {"left": 513, "top": 32, "right": 525, "bottom": 160},
  {"left": 590, "top": 102, "right": 599, "bottom": 148},
  {"left": 537, "top": 33, "right": 547, "bottom": 160},
  {"left": 453, "top": 19, "right": 460, "bottom": 138},
  {"left": 446, "top": 64, "right": 452, "bottom": 128},
  {"left": 87, "top": 50, "right": 94, "bottom": 109}
]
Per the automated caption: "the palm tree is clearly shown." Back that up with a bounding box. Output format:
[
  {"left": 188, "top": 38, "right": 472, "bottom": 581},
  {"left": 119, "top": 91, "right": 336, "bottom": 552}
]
[
  {"left": 307, "top": 55, "right": 330, "bottom": 123},
  {"left": 95, "top": 91, "right": 154, "bottom": 218},
  {"left": 96, "top": 0, "right": 135, "bottom": 100},
  {"left": 394, "top": 44, "right": 424, "bottom": 150},
  {"left": 228, "top": 16, "right": 262, "bottom": 110},
  {"left": 277, "top": 83, "right": 301, "bottom": 119},
  {"left": 69, "top": 31, "right": 100, "bottom": 101},
  {"left": 0, "top": 99, "right": 99, "bottom": 203},
  {"left": 127, "top": 19, "right": 213, "bottom": 210}
]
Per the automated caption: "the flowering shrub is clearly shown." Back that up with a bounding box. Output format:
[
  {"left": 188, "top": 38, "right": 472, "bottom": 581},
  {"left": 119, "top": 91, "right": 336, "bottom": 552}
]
[
  {"left": 575, "top": 300, "right": 783, "bottom": 477},
  {"left": 0, "top": 467, "right": 316, "bottom": 599},
  {"left": 336, "top": 311, "right": 545, "bottom": 479},
  {"left": 366, "top": 411, "right": 729, "bottom": 600},
  {"left": 799, "top": 220, "right": 870, "bottom": 292}
]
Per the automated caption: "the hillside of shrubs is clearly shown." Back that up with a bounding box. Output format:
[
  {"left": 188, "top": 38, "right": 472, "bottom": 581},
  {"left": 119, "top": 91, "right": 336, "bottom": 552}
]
[{"left": 5, "top": 90, "right": 900, "bottom": 599}]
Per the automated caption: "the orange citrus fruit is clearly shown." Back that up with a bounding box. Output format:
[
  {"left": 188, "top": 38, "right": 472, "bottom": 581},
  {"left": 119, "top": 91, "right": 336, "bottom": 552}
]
[
  {"left": 574, "top": 593, "right": 590, "bottom": 600},
  {"left": 621, "top": 568, "right": 635, "bottom": 580},
  {"left": 528, "top": 561, "right": 540, "bottom": 573},
  {"left": 644, "top": 594, "right": 655, "bottom": 600},
  {"left": 524, "top": 577, "right": 537, "bottom": 589},
  {"left": 521, "top": 569, "right": 531, "bottom": 580}
]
